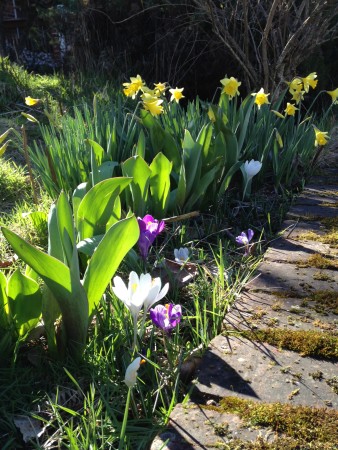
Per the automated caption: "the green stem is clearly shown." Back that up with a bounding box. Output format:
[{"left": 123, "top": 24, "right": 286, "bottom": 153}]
[{"left": 119, "top": 388, "right": 131, "bottom": 450}]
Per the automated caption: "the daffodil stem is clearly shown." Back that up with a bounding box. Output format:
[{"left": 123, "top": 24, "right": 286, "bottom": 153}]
[{"left": 119, "top": 388, "right": 131, "bottom": 450}]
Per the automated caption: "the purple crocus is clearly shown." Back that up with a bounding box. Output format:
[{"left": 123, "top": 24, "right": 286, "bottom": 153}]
[
  {"left": 235, "top": 229, "right": 254, "bottom": 256},
  {"left": 150, "top": 303, "right": 182, "bottom": 332},
  {"left": 137, "top": 215, "right": 165, "bottom": 260}
]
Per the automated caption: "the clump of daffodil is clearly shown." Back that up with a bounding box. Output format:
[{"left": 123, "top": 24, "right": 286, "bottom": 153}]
[
  {"left": 287, "top": 77, "right": 303, "bottom": 93},
  {"left": 25, "top": 96, "right": 41, "bottom": 106},
  {"left": 220, "top": 76, "right": 241, "bottom": 99},
  {"left": 284, "top": 103, "right": 298, "bottom": 116},
  {"left": 142, "top": 92, "right": 164, "bottom": 116},
  {"left": 154, "top": 82, "right": 167, "bottom": 96},
  {"left": 123, "top": 75, "right": 145, "bottom": 99},
  {"left": 169, "top": 87, "right": 185, "bottom": 103},
  {"left": 326, "top": 88, "right": 338, "bottom": 105},
  {"left": 290, "top": 89, "right": 305, "bottom": 105},
  {"left": 302, "top": 72, "right": 318, "bottom": 93},
  {"left": 251, "top": 88, "right": 270, "bottom": 109},
  {"left": 314, "top": 126, "right": 329, "bottom": 147}
]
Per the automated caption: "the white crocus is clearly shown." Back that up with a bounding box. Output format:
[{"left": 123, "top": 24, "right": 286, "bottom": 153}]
[
  {"left": 243, "top": 159, "right": 262, "bottom": 179},
  {"left": 124, "top": 357, "right": 142, "bottom": 388},
  {"left": 241, "top": 159, "right": 262, "bottom": 200},
  {"left": 112, "top": 272, "right": 169, "bottom": 348},
  {"left": 174, "top": 247, "right": 190, "bottom": 265}
]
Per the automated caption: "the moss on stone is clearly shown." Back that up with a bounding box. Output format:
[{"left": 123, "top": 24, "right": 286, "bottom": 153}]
[
  {"left": 296, "top": 253, "right": 338, "bottom": 270},
  {"left": 303, "top": 290, "right": 338, "bottom": 315},
  {"left": 239, "top": 328, "right": 338, "bottom": 358},
  {"left": 214, "top": 396, "right": 338, "bottom": 445}
]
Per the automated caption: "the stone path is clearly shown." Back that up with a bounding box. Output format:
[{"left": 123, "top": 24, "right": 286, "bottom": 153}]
[{"left": 151, "top": 147, "right": 338, "bottom": 449}]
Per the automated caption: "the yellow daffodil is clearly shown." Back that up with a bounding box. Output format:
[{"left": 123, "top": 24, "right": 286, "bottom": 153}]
[
  {"left": 154, "top": 82, "right": 167, "bottom": 95},
  {"left": 302, "top": 72, "right": 318, "bottom": 93},
  {"left": 326, "top": 88, "right": 338, "bottom": 105},
  {"left": 314, "top": 127, "right": 329, "bottom": 147},
  {"left": 169, "top": 87, "right": 185, "bottom": 103},
  {"left": 251, "top": 88, "right": 270, "bottom": 109},
  {"left": 25, "top": 96, "right": 41, "bottom": 106},
  {"left": 220, "top": 76, "right": 241, "bottom": 99},
  {"left": 287, "top": 77, "right": 303, "bottom": 93},
  {"left": 142, "top": 93, "right": 164, "bottom": 116},
  {"left": 290, "top": 89, "right": 305, "bottom": 105},
  {"left": 284, "top": 103, "right": 298, "bottom": 116},
  {"left": 123, "top": 74, "right": 144, "bottom": 99}
]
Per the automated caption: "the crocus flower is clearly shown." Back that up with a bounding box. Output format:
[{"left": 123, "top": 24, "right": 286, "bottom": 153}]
[
  {"left": 236, "top": 229, "right": 254, "bottom": 256},
  {"left": 326, "top": 88, "right": 338, "bottom": 105},
  {"left": 251, "top": 88, "right": 270, "bottom": 109},
  {"left": 142, "top": 93, "right": 164, "bottom": 116},
  {"left": 137, "top": 215, "right": 165, "bottom": 260},
  {"left": 112, "top": 271, "right": 169, "bottom": 347},
  {"left": 25, "top": 96, "right": 41, "bottom": 106},
  {"left": 150, "top": 303, "right": 182, "bottom": 332},
  {"left": 220, "top": 76, "right": 241, "bottom": 99},
  {"left": 243, "top": 160, "right": 262, "bottom": 179},
  {"left": 124, "top": 357, "right": 145, "bottom": 388},
  {"left": 284, "top": 103, "right": 298, "bottom": 116},
  {"left": 314, "top": 127, "right": 330, "bottom": 147},
  {"left": 169, "top": 87, "right": 185, "bottom": 103},
  {"left": 174, "top": 247, "right": 189, "bottom": 265}
]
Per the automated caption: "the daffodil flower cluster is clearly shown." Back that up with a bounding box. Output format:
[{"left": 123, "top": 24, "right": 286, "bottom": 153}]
[
  {"left": 122, "top": 74, "right": 185, "bottom": 117},
  {"left": 286, "top": 72, "right": 318, "bottom": 105}
]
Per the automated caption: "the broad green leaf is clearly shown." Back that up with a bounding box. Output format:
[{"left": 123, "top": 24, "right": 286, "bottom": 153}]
[
  {"left": 175, "top": 162, "right": 186, "bottom": 210},
  {"left": 122, "top": 156, "right": 151, "bottom": 216},
  {"left": 90, "top": 147, "right": 100, "bottom": 186},
  {"left": 77, "top": 234, "right": 104, "bottom": 256},
  {"left": 182, "top": 130, "right": 202, "bottom": 198},
  {"left": 222, "top": 127, "right": 239, "bottom": 169},
  {"left": 77, "top": 177, "right": 132, "bottom": 239},
  {"left": 56, "top": 192, "right": 79, "bottom": 277},
  {"left": 97, "top": 161, "right": 118, "bottom": 182},
  {"left": 85, "top": 139, "right": 104, "bottom": 166},
  {"left": 149, "top": 153, "right": 172, "bottom": 217},
  {"left": 237, "top": 97, "right": 254, "bottom": 155},
  {"left": 72, "top": 182, "right": 88, "bottom": 224},
  {"left": 185, "top": 165, "right": 220, "bottom": 211},
  {"left": 197, "top": 123, "right": 213, "bottom": 161},
  {"left": 7, "top": 269, "right": 42, "bottom": 336},
  {"left": 0, "top": 271, "right": 8, "bottom": 329},
  {"left": 135, "top": 129, "right": 146, "bottom": 158},
  {"left": 41, "top": 286, "right": 61, "bottom": 359},
  {"left": 162, "top": 130, "right": 181, "bottom": 171},
  {"left": 83, "top": 215, "right": 139, "bottom": 317},
  {"left": 48, "top": 202, "right": 65, "bottom": 262}
]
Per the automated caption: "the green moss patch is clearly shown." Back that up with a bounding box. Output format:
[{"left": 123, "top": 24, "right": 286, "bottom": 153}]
[
  {"left": 215, "top": 396, "right": 338, "bottom": 446},
  {"left": 239, "top": 328, "right": 338, "bottom": 358},
  {"left": 296, "top": 254, "right": 338, "bottom": 270},
  {"left": 303, "top": 290, "right": 338, "bottom": 315}
]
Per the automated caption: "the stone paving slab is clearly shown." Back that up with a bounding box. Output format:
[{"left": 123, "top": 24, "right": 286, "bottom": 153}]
[
  {"left": 263, "top": 237, "right": 338, "bottom": 262},
  {"left": 246, "top": 260, "right": 338, "bottom": 294},
  {"left": 225, "top": 290, "right": 338, "bottom": 333},
  {"left": 279, "top": 219, "right": 328, "bottom": 239},
  {"left": 286, "top": 203, "right": 338, "bottom": 219}
]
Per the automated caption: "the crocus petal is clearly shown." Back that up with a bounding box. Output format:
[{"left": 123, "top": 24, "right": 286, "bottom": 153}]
[
  {"left": 124, "top": 357, "right": 141, "bottom": 388},
  {"left": 112, "top": 276, "right": 129, "bottom": 303},
  {"left": 247, "top": 229, "right": 254, "bottom": 242}
]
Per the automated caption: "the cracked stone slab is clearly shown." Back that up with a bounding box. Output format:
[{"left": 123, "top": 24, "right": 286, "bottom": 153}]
[
  {"left": 191, "top": 335, "right": 338, "bottom": 409},
  {"left": 279, "top": 220, "right": 328, "bottom": 239},
  {"left": 246, "top": 261, "right": 338, "bottom": 295},
  {"left": 225, "top": 290, "right": 338, "bottom": 333}
]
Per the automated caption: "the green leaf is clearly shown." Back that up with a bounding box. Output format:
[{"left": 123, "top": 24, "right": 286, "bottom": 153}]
[
  {"left": 83, "top": 215, "right": 139, "bottom": 317},
  {"left": 56, "top": 192, "right": 79, "bottom": 277},
  {"left": 162, "top": 130, "right": 181, "bottom": 171},
  {"left": 218, "top": 160, "right": 243, "bottom": 194},
  {"left": 197, "top": 123, "right": 213, "bottom": 161},
  {"left": 72, "top": 182, "right": 88, "bottom": 225},
  {"left": 76, "top": 178, "right": 132, "bottom": 240},
  {"left": 48, "top": 202, "right": 65, "bottom": 262},
  {"left": 0, "top": 140, "right": 12, "bottom": 157},
  {"left": 122, "top": 156, "right": 151, "bottom": 216},
  {"left": 85, "top": 139, "right": 104, "bottom": 166},
  {"left": 182, "top": 130, "right": 202, "bottom": 198},
  {"left": 185, "top": 165, "right": 220, "bottom": 211},
  {"left": 0, "top": 128, "right": 13, "bottom": 144},
  {"left": 135, "top": 129, "right": 146, "bottom": 158},
  {"left": 7, "top": 269, "right": 42, "bottom": 336},
  {"left": 77, "top": 234, "right": 104, "bottom": 256},
  {"left": 0, "top": 271, "right": 9, "bottom": 329},
  {"left": 149, "top": 153, "right": 172, "bottom": 217}
]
